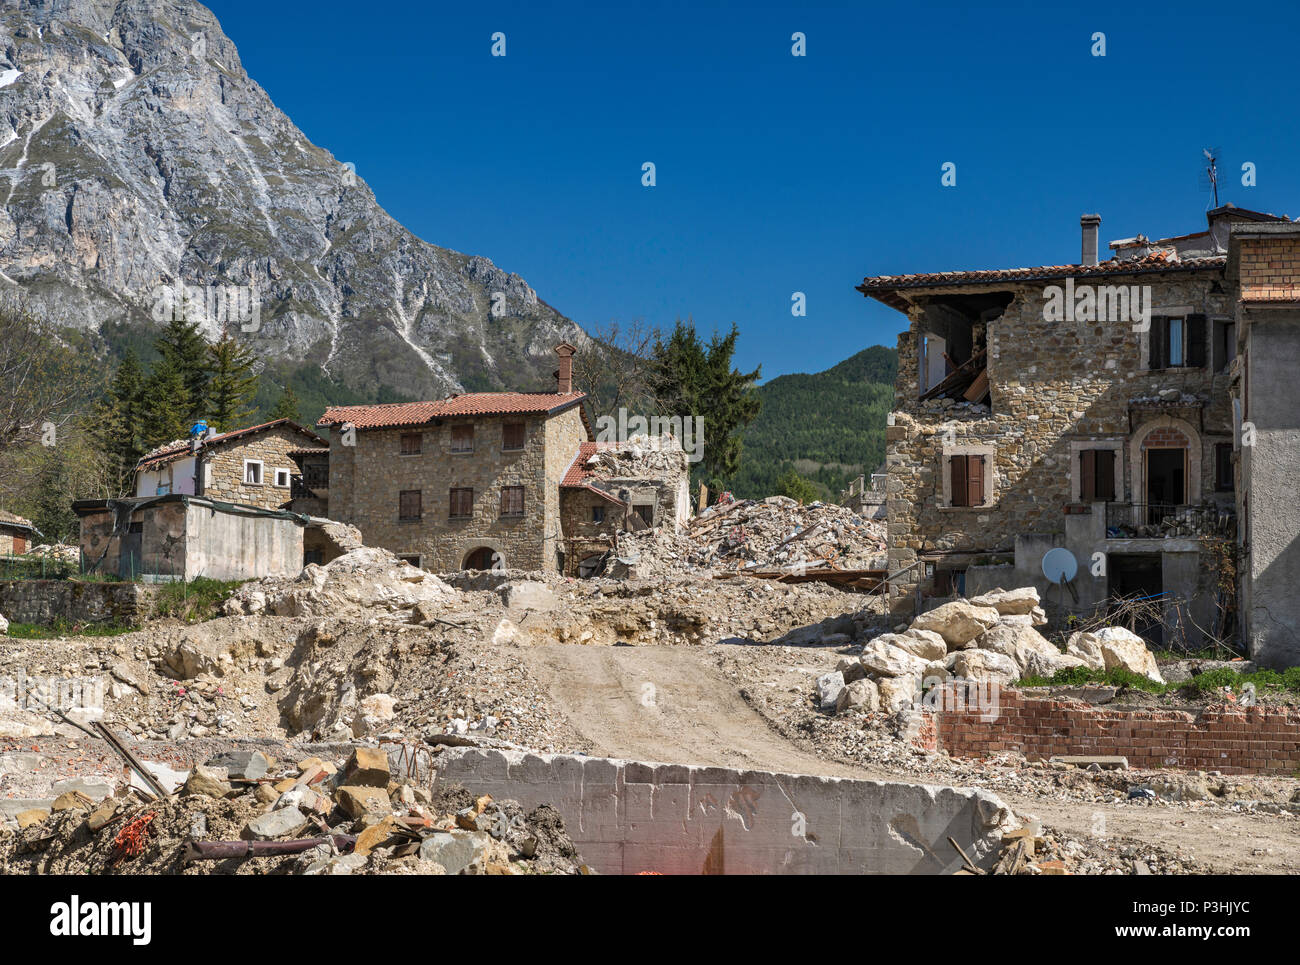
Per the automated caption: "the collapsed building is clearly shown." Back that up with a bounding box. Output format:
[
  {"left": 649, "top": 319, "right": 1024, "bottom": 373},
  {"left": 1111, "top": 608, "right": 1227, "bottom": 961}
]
[{"left": 859, "top": 205, "right": 1300, "bottom": 666}]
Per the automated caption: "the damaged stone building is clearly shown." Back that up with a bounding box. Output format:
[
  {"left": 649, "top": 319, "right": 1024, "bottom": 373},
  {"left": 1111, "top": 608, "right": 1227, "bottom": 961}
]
[
  {"left": 859, "top": 205, "right": 1297, "bottom": 660},
  {"left": 317, "top": 344, "right": 689, "bottom": 575}
]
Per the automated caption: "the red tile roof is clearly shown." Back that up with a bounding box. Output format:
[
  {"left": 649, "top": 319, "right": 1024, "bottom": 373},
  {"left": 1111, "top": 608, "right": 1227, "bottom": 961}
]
[
  {"left": 317, "top": 392, "right": 587, "bottom": 429},
  {"left": 858, "top": 252, "right": 1227, "bottom": 307},
  {"left": 135, "top": 419, "right": 328, "bottom": 470}
]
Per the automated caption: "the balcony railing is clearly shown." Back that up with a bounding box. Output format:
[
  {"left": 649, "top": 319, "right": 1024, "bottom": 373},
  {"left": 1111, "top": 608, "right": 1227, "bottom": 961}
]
[{"left": 1104, "top": 502, "right": 1236, "bottom": 539}]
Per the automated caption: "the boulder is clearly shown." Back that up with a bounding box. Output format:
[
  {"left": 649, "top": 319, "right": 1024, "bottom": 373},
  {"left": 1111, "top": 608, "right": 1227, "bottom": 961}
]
[
  {"left": 498, "top": 580, "right": 558, "bottom": 612},
  {"left": 951, "top": 649, "right": 1019, "bottom": 685},
  {"left": 859, "top": 636, "right": 931, "bottom": 678},
  {"left": 418, "top": 831, "right": 490, "bottom": 875},
  {"left": 1065, "top": 631, "right": 1106, "bottom": 671},
  {"left": 337, "top": 785, "right": 392, "bottom": 819},
  {"left": 815, "top": 671, "right": 846, "bottom": 712},
  {"left": 835, "top": 677, "right": 880, "bottom": 714},
  {"left": 207, "top": 750, "right": 270, "bottom": 781},
  {"left": 910, "top": 601, "right": 1001, "bottom": 648},
  {"left": 182, "top": 765, "right": 233, "bottom": 799},
  {"left": 969, "top": 587, "right": 1041, "bottom": 615},
  {"left": 343, "top": 746, "right": 391, "bottom": 787},
  {"left": 242, "top": 806, "right": 309, "bottom": 840},
  {"left": 835, "top": 657, "right": 867, "bottom": 683},
  {"left": 975, "top": 624, "right": 1086, "bottom": 679},
  {"left": 15, "top": 808, "right": 48, "bottom": 829},
  {"left": 878, "top": 675, "right": 919, "bottom": 713},
  {"left": 895, "top": 628, "right": 948, "bottom": 662},
  {"left": 1095, "top": 627, "right": 1164, "bottom": 684}
]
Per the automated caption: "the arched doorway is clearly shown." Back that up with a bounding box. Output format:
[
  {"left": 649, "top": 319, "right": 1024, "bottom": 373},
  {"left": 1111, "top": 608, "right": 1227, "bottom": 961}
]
[
  {"left": 1130, "top": 416, "right": 1201, "bottom": 528},
  {"left": 462, "top": 546, "right": 499, "bottom": 570}
]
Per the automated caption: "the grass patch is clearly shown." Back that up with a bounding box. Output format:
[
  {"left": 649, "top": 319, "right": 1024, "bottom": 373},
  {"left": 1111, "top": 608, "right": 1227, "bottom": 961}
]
[
  {"left": 1017, "top": 663, "right": 1300, "bottom": 699},
  {"left": 150, "top": 577, "right": 245, "bottom": 623},
  {"left": 5, "top": 619, "right": 135, "bottom": 639}
]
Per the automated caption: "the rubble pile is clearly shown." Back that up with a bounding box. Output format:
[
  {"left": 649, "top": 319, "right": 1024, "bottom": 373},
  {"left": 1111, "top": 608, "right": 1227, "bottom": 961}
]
[
  {"left": 621, "top": 495, "right": 887, "bottom": 577},
  {"left": 0, "top": 747, "right": 586, "bottom": 875},
  {"left": 583, "top": 435, "right": 688, "bottom": 479},
  {"left": 814, "top": 586, "right": 1166, "bottom": 718}
]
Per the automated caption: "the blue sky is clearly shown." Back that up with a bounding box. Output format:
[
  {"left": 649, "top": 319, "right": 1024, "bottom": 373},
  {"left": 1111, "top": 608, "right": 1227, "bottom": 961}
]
[{"left": 209, "top": 0, "right": 1300, "bottom": 381}]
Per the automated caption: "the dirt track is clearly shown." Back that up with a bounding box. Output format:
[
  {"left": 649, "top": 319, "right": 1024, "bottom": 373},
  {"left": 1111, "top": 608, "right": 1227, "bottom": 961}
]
[{"left": 520, "top": 641, "right": 1300, "bottom": 874}]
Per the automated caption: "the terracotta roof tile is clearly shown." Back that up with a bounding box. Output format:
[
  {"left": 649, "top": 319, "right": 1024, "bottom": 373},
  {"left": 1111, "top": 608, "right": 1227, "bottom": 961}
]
[
  {"left": 0, "top": 509, "right": 36, "bottom": 530},
  {"left": 135, "top": 419, "right": 327, "bottom": 470},
  {"left": 318, "top": 392, "right": 587, "bottom": 429}
]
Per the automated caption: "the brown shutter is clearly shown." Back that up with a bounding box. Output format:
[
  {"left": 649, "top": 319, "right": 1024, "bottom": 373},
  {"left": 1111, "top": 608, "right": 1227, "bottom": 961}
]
[
  {"left": 1095, "top": 449, "right": 1115, "bottom": 500},
  {"left": 1149, "top": 317, "right": 1167, "bottom": 369},
  {"left": 1080, "top": 449, "right": 1097, "bottom": 502},
  {"left": 950, "top": 455, "right": 967, "bottom": 507},
  {"left": 1186, "top": 314, "right": 1207, "bottom": 367},
  {"left": 966, "top": 455, "right": 984, "bottom": 508}
]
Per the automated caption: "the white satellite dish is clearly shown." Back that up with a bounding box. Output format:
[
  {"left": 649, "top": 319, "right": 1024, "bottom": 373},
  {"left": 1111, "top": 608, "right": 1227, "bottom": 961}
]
[{"left": 1041, "top": 547, "right": 1078, "bottom": 584}]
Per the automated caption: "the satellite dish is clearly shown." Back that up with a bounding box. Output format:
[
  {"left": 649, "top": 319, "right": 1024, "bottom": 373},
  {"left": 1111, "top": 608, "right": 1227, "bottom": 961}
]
[{"left": 1041, "top": 547, "right": 1078, "bottom": 584}]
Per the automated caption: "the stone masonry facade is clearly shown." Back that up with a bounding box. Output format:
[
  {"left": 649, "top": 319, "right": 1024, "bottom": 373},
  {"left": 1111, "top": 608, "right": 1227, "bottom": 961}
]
[{"left": 200, "top": 424, "right": 321, "bottom": 510}]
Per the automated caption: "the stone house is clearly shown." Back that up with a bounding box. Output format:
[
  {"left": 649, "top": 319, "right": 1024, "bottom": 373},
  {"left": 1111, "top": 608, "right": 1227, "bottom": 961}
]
[
  {"left": 559, "top": 438, "right": 692, "bottom": 576},
  {"left": 319, "top": 345, "right": 591, "bottom": 574},
  {"left": 0, "top": 510, "right": 39, "bottom": 555},
  {"left": 1226, "top": 221, "right": 1300, "bottom": 668},
  {"left": 133, "top": 419, "right": 328, "bottom": 511},
  {"left": 858, "top": 205, "right": 1289, "bottom": 654}
]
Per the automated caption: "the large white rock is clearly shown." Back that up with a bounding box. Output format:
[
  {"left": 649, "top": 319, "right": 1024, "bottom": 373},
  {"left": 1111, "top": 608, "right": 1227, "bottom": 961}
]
[
  {"left": 0, "top": 611, "right": 8, "bottom": 635},
  {"left": 969, "top": 587, "right": 1041, "bottom": 615},
  {"left": 910, "top": 601, "right": 1001, "bottom": 648},
  {"left": 896, "top": 628, "right": 948, "bottom": 662},
  {"left": 951, "top": 649, "right": 1020, "bottom": 685},
  {"left": 1095, "top": 627, "right": 1165, "bottom": 684},
  {"left": 878, "top": 675, "right": 919, "bottom": 713},
  {"left": 976, "top": 624, "right": 1086, "bottom": 679},
  {"left": 1065, "top": 631, "right": 1106, "bottom": 671},
  {"left": 859, "top": 637, "right": 931, "bottom": 678},
  {"left": 816, "top": 671, "right": 846, "bottom": 712},
  {"left": 836, "top": 677, "right": 880, "bottom": 714}
]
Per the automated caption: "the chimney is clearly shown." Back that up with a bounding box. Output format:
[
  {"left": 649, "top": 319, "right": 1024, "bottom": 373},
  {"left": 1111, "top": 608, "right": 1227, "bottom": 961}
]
[
  {"left": 1080, "top": 213, "right": 1101, "bottom": 266},
  {"left": 554, "top": 342, "right": 576, "bottom": 394}
]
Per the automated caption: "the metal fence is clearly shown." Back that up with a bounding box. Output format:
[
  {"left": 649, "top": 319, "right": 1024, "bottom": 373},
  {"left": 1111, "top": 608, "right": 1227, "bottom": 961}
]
[{"left": 1104, "top": 502, "right": 1236, "bottom": 539}]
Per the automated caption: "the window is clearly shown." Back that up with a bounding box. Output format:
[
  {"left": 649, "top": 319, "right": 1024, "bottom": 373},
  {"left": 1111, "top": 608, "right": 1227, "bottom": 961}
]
[
  {"left": 450, "top": 424, "right": 474, "bottom": 453},
  {"left": 273, "top": 468, "right": 291, "bottom": 488},
  {"left": 449, "top": 487, "right": 474, "bottom": 518},
  {"left": 1216, "top": 320, "right": 1237, "bottom": 373},
  {"left": 633, "top": 503, "right": 654, "bottom": 525},
  {"left": 400, "top": 432, "right": 422, "bottom": 455},
  {"left": 397, "top": 554, "right": 422, "bottom": 568},
  {"left": 398, "top": 489, "right": 422, "bottom": 521},
  {"left": 591, "top": 506, "right": 606, "bottom": 524},
  {"left": 500, "top": 485, "right": 525, "bottom": 517},
  {"left": 1215, "top": 443, "right": 1234, "bottom": 492},
  {"left": 1079, "top": 449, "right": 1116, "bottom": 502},
  {"left": 1149, "top": 315, "right": 1206, "bottom": 369},
  {"left": 243, "top": 460, "right": 263, "bottom": 485},
  {"left": 948, "top": 454, "right": 986, "bottom": 508},
  {"left": 502, "top": 422, "right": 525, "bottom": 451}
]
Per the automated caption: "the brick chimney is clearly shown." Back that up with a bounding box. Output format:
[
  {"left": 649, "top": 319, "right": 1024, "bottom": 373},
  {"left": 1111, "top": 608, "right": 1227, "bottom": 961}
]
[
  {"left": 554, "top": 342, "right": 576, "bottom": 394},
  {"left": 1081, "top": 213, "right": 1101, "bottom": 266}
]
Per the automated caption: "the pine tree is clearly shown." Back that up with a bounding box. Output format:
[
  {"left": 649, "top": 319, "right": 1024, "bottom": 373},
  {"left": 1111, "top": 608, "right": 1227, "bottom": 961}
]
[
  {"left": 268, "top": 383, "right": 301, "bottom": 422},
  {"left": 206, "top": 330, "right": 260, "bottom": 432},
  {"left": 139, "top": 363, "right": 191, "bottom": 449},
  {"left": 154, "top": 313, "right": 211, "bottom": 421},
  {"left": 94, "top": 350, "right": 146, "bottom": 492}
]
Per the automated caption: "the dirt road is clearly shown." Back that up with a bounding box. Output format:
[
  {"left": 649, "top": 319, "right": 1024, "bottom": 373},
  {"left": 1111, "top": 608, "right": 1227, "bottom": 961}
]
[{"left": 520, "top": 641, "right": 1300, "bottom": 874}]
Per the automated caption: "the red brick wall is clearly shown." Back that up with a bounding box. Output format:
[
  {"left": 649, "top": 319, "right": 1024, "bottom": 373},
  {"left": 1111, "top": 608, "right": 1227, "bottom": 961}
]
[
  {"left": 1239, "top": 237, "right": 1300, "bottom": 303},
  {"left": 922, "top": 686, "right": 1300, "bottom": 775},
  {"left": 1140, "top": 427, "right": 1189, "bottom": 449}
]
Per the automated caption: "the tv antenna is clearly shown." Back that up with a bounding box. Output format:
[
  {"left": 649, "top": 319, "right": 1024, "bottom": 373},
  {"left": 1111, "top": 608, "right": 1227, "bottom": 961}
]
[{"left": 1202, "top": 147, "right": 1220, "bottom": 207}]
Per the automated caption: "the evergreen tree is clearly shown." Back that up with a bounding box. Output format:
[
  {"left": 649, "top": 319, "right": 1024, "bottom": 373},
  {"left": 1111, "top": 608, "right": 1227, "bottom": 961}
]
[
  {"left": 207, "top": 331, "right": 260, "bottom": 432},
  {"left": 94, "top": 349, "right": 146, "bottom": 490},
  {"left": 776, "top": 469, "right": 818, "bottom": 505},
  {"left": 268, "top": 383, "right": 301, "bottom": 422},
  {"left": 139, "top": 363, "right": 191, "bottom": 448},
  {"left": 154, "top": 313, "right": 210, "bottom": 420},
  {"left": 650, "top": 319, "right": 761, "bottom": 486}
]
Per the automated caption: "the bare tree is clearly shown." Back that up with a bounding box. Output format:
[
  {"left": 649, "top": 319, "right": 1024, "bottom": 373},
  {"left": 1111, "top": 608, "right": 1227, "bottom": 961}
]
[{"left": 570, "top": 319, "right": 660, "bottom": 419}]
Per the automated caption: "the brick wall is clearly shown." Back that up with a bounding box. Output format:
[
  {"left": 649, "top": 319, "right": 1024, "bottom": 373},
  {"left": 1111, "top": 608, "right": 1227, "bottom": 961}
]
[
  {"left": 924, "top": 686, "right": 1300, "bottom": 775},
  {"left": 1238, "top": 237, "right": 1300, "bottom": 302}
]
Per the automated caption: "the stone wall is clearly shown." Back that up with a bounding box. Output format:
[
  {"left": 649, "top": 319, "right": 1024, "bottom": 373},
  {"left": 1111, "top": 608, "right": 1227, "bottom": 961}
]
[
  {"left": 887, "top": 270, "right": 1235, "bottom": 607},
  {"left": 0, "top": 525, "right": 31, "bottom": 555},
  {"left": 329, "top": 408, "right": 588, "bottom": 574},
  {"left": 201, "top": 425, "right": 319, "bottom": 511},
  {"left": 920, "top": 686, "right": 1300, "bottom": 776},
  {"left": 0, "top": 580, "right": 158, "bottom": 626}
]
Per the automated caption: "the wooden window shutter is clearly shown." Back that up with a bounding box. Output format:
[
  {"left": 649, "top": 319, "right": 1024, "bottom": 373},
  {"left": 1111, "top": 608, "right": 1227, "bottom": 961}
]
[
  {"left": 1149, "top": 317, "right": 1168, "bottom": 369},
  {"left": 966, "top": 455, "right": 984, "bottom": 507},
  {"left": 1095, "top": 449, "right": 1116, "bottom": 501},
  {"left": 950, "top": 455, "right": 967, "bottom": 507},
  {"left": 1186, "top": 314, "right": 1207, "bottom": 368},
  {"left": 1080, "top": 449, "right": 1097, "bottom": 502}
]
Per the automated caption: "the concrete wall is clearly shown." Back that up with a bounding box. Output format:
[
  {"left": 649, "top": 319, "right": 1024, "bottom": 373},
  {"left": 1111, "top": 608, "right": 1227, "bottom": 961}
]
[
  {"left": 1241, "top": 309, "right": 1300, "bottom": 667},
  {"left": 432, "top": 747, "right": 1014, "bottom": 875},
  {"left": 182, "top": 503, "right": 303, "bottom": 581}
]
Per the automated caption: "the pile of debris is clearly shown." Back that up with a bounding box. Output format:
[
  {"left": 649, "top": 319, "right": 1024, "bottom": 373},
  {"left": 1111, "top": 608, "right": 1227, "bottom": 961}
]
[
  {"left": 815, "top": 586, "right": 1165, "bottom": 716},
  {"left": 20, "top": 543, "right": 81, "bottom": 564},
  {"left": 621, "top": 495, "right": 887, "bottom": 582},
  {"left": 582, "top": 435, "right": 688, "bottom": 480},
  {"left": 0, "top": 747, "right": 586, "bottom": 875}
]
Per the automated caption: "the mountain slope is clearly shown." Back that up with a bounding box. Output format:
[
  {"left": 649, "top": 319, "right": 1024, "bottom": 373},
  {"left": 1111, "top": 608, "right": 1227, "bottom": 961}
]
[
  {"left": 0, "top": 0, "right": 585, "bottom": 400},
  {"left": 729, "top": 345, "right": 898, "bottom": 500}
]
